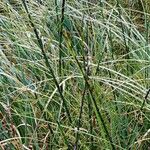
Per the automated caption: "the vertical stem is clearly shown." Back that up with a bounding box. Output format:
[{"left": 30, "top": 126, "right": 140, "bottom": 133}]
[
  {"left": 86, "top": 1, "right": 95, "bottom": 148},
  {"left": 21, "top": 0, "right": 72, "bottom": 123},
  {"left": 143, "top": 1, "right": 149, "bottom": 88},
  {"left": 59, "top": 0, "right": 66, "bottom": 81},
  {"left": 66, "top": 31, "right": 115, "bottom": 149},
  {"left": 74, "top": 85, "right": 86, "bottom": 150}
]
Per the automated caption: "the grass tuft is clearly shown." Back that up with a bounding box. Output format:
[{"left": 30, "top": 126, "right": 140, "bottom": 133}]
[{"left": 1, "top": 0, "right": 150, "bottom": 149}]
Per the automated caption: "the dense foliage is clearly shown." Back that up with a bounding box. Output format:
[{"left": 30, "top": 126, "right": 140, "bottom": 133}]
[{"left": 1, "top": 0, "right": 150, "bottom": 149}]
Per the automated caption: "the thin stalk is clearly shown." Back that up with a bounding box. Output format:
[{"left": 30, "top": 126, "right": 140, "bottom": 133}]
[
  {"left": 85, "top": 21, "right": 94, "bottom": 149},
  {"left": 21, "top": 0, "right": 72, "bottom": 123},
  {"left": 75, "top": 56, "right": 115, "bottom": 150},
  {"left": 87, "top": 92, "right": 94, "bottom": 149},
  {"left": 143, "top": 1, "right": 149, "bottom": 88},
  {"left": 59, "top": 0, "right": 66, "bottom": 80},
  {"left": 66, "top": 36, "right": 116, "bottom": 149},
  {"left": 74, "top": 84, "right": 86, "bottom": 150},
  {"left": 25, "top": 99, "right": 28, "bottom": 146}
]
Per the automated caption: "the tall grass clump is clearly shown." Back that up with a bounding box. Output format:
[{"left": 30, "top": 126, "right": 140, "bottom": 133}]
[{"left": 1, "top": 0, "right": 150, "bottom": 149}]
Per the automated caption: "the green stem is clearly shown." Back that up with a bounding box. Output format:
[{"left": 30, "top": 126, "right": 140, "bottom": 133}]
[{"left": 21, "top": 0, "right": 72, "bottom": 123}]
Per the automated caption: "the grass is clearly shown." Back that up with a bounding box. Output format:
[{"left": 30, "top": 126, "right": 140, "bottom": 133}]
[{"left": 1, "top": 0, "right": 150, "bottom": 149}]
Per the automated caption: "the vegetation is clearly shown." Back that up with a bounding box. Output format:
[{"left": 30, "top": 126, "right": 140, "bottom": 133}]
[{"left": 1, "top": 0, "right": 150, "bottom": 149}]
